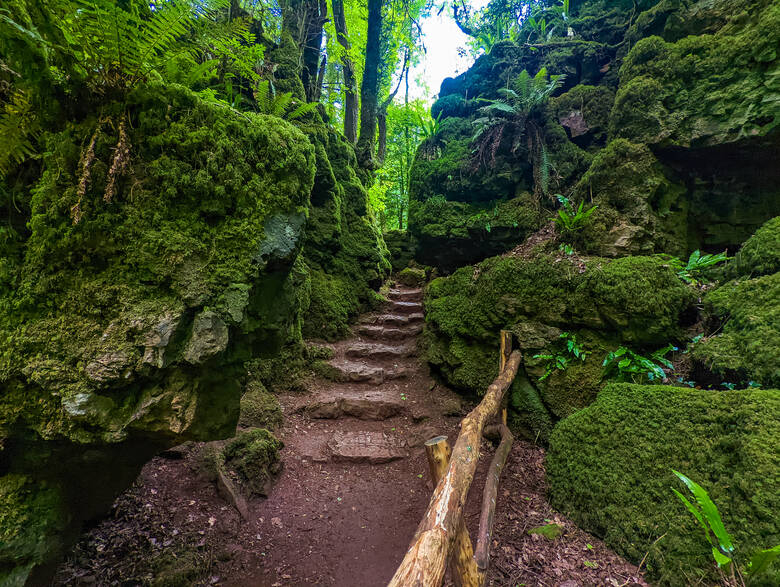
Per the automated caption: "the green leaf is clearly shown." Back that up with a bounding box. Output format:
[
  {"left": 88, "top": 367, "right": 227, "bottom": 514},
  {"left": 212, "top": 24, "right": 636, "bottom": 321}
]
[
  {"left": 747, "top": 544, "right": 780, "bottom": 577},
  {"left": 711, "top": 547, "right": 732, "bottom": 570},
  {"left": 672, "top": 471, "right": 734, "bottom": 553},
  {"left": 671, "top": 487, "right": 713, "bottom": 547}
]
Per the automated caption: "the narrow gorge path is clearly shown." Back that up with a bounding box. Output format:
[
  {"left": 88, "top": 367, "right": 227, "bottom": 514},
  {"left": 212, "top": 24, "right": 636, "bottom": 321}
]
[{"left": 54, "top": 284, "right": 646, "bottom": 587}]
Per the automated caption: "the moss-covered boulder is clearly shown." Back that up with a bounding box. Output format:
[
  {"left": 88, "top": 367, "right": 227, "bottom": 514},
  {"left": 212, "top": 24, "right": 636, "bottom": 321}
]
[
  {"left": 0, "top": 83, "right": 315, "bottom": 584},
  {"left": 727, "top": 216, "right": 780, "bottom": 279},
  {"left": 238, "top": 381, "right": 283, "bottom": 430},
  {"left": 221, "top": 428, "right": 283, "bottom": 497},
  {"left": 570, "top": 139, "right": 688, "bottom": 257},
  {"left": 692, "top": 272, "right": 780, "bottom": 388},
  {"left": 383, "top": 230, "right": 416, "bottom": 272},
  {"left": 422, "top": 252, "right": 695, "bottom": 438},
  {"left": 396, "top": 267, "right": 427, "bottom": 287},
  {"left": 547, "top": 383, "right": 780, "bottom": 586},
  {"left": 611, "top": 3, "right": 779, "bottom": 147},
  {"left": 300, "top": 124, "right": 389, "bottom": 340}
]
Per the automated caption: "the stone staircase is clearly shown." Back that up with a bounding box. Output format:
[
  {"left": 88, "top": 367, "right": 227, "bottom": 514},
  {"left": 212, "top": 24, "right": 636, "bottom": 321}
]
[{"left": 296, "top": 286, "right": 425, "bottom": 463}]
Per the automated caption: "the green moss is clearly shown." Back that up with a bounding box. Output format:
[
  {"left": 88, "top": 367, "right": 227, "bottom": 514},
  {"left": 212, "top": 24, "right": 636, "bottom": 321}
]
[
  {"left": 572, "top": 139, "right": 688, "bottom": 256},
  {"left": 693, "top": 272, "right": 780, "bottom": 387},
  {"left": 301, "top": 126, "right": 390, "bottom": 340},
  {"left": 383, "top": 230, "right": 416, "bottom": 272},
  {"left": 423, "top": 253, "right": 694, "bottom": 436},
  {"left": 409, "top": 193, "right": 543, "bottom": 270},
  {"left": 528, "top": 524, "right": 564, "bottom": 540},
  {"left": 551, "top": 84, "right": 615, "bottom": 148},
  {"left": 727, "top": 216, "right": 780, "bottom": 278},
  {"left": 0, "top": 83, "right": 316, "bottom": 445},
  {"left": 396, "top": 267, "right": 426, "bottom": 287},
  {"left": 303, "top": 269, "right": 361, "bottom": 341},
  {"left": 238, "top": 381, "right": 283, "bottom": 430},
  {"left": 610, "top": 4, "right": 780, "bottom": 145},
  {"left": 0, "top": 475, "right": 65, "bottom": 586},
  {"left": 221, "top": 428, "right": 283, "bottom": 497},
  {"left": 547, "top": 383, "right": 780, "bottom": 586}
]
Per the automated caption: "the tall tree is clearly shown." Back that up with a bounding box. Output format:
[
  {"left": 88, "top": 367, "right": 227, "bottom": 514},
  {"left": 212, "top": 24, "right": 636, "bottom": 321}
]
[
  {"left": 281, "top": 0, "right": 328, "bottom": 102},
  {"left": 332, "top": 0, "right": 358, "bottom": 142},
  {"left": 356, "top": 0, "right": 383, "bottom": 168}
]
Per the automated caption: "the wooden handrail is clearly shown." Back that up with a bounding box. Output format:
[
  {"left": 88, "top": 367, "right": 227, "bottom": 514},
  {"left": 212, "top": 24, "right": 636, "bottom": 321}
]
[{"left": 388, "top": 337, "right": 521, "bottom": 587}]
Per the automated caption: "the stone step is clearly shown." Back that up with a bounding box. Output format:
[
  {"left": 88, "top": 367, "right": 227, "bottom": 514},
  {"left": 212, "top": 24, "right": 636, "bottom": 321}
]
[
  {"left": 388, "top": 288, "right": 422, "bottom": 302},
  {"left": 363, "top": 313, "right": 424, "bottom": 328},
  {"left": 386, "top": 300, "right": 423, "bottom": 315},
  {"left": 356, "top": 324, "right": 422, "bottom": 341},
  {"left": 344, "top": 342, "right": 413, "bottom": 360},
  {"left": 327, "top": 361, "right": 411, "bottom": 385},
  {"left": 305, "top": 390, "right": 405, "bottom": 420},
  {"left": 327, "top": 431, "right": 407, "bottom": 464}
]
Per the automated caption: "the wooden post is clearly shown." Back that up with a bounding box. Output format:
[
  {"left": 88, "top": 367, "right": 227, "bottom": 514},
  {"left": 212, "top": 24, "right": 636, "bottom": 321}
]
[
  {"left": 424, "top": 437, "right": 480, "bottom": 587},
  {"left": 387, "top": 351, "right": 522, "bottom": 587}
]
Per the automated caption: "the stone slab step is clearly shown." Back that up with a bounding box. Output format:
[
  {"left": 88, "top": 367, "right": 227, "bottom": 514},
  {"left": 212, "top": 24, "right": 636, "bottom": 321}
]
[
  {"left": 327, "top": 360, "right": 411, "bottom": 385},
  {"left": 356, "top": 324, "right": 422, "bottom": 341},
  {"left": 305, "top": 391, "right": 405, "bottom": 420},
  {"left": 387, "top": 300, "right": 423, "bottom": 315},
  {"left": 327, "top": 431, "right": 407, "bottom": 464},
  {"left": 388, "top": 289, "right": 422, "bottom": 302},
  {"left": 363, "top": 313, "right": 424, "bottom": 327},
  {"left": 344, "top": 342, "right": 413, "bottom": 360}
]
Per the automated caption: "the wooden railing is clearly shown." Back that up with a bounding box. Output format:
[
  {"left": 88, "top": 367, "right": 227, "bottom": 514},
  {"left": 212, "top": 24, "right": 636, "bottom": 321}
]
[{"left": 389, "top": 331, "right": 521, "bottom": 587}]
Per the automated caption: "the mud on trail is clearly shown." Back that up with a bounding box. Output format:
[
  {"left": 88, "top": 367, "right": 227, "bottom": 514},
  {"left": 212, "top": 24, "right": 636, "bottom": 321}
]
[{"left": 54, "top": 285, "right": 646, "bottom": 587}]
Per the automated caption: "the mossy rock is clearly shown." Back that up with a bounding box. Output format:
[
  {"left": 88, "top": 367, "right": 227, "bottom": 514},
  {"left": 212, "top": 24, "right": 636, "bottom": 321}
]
[
  {"left": 610, "top": 4, "right": 780, "bottom": 146},
  {"left": 221, "top": 428, "right": 283, "bottom": 497},
  {"left": 422, "top": 252, "right": 695, "bottom": 438},
  {"left": 408, "top": 193, "right": 544, "bottom": 271},
  {"left": 547, "top": 383, "right": 780, "bottom": 586},
  {"left": 383, "top": 230, "right": 416, "bottom": 272},
  {"left": 396, "top": 267, "right": 426, "bottom": 287},
  {"left": 0, "top": 82, "right": 316, "bottom": 583},
  {"left": 551, "top": 84, "right": 615, "bottom": 149},
  {"left": 571, "top": 139, "right": 688, "bottom": 257},
  {"left": 692, "top": 271, "right": 780, "bottom": 388},
  {"left": 528, "top": 523, "right": 564, "bottom": 540},
  {"left": 726, "top": 216, "right": 780, "bottom": 279},
  {"left": 238, "top": 382, "right": 283, "bottom": 430}
]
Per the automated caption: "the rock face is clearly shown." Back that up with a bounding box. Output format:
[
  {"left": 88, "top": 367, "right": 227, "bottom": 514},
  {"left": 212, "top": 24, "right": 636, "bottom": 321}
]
[
  {"left": 408, "top": 0, "right": 779, "bottom": 271},
  {"left": 0, "top": 84, "right": 316, "bottom": 584},
  {"left": 546, "top": 383, "right": 780, "bottom": 586},
  {"left": 422, "top": 251, "right": 695, "bottom": 440}
]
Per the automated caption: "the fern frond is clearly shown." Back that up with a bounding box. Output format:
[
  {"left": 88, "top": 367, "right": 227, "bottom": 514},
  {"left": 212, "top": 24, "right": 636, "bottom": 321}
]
[
  {"left": 0, "top": 89, "right": 38, "bottom": 177},
  {"left": 271, "top": 92, "right": 293, "bottom": 117},
  {"left": 285, "top": 100, "right": 318, "bottom": 121}
]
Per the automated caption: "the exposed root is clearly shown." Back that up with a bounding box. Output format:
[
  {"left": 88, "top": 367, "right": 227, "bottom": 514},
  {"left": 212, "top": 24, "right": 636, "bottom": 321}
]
[{"left": 104, "top": 115, "right": 131, "bottom": 203}]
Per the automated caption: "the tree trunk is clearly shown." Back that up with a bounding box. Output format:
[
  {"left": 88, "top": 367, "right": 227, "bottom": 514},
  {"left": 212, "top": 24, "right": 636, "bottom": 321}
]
[
  {"left": 356, "top": 0, "right": 382, "bottom": 168},
  {"left": 281, "top": 0, "right": 327, "bottom": 102},
  {"left": 332, "top": 0, "right": 358, "bottom": 143},
  {"left": 377, "top": 109, "right": 387, "bottom": 166},
  {"left": 301, "top": 0, "right": 327, "bottom": 102}
]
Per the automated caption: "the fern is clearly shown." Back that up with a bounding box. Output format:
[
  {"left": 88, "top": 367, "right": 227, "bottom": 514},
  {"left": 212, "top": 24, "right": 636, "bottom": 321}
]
[
  {"left": 253, "top": 79, "right": 316, "bottom": 120},
  {"left": 0, "top": 89, "right": 38, "bottom": 178},
  {"left": 69, "top": 0, "right": 229, "bottom": 91}
]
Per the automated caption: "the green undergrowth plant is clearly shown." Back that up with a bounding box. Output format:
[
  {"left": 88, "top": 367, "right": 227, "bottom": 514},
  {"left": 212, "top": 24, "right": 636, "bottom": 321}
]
[
  {"left": 602, "top": 343, "right": 676, "bottom": 383},
  {"left": 253, "top": 80, "right": 318, "bottom": 120},
  {"left": 533, "top": 331, "right": 587, "bottom": 381},
  {"left": 672, "top": 470, "right": 780, "bottom": 586},
  {"left": 666, "top": 250, "right": 730, "bottom": 285},
  {"left": 554, "top": 194, "right": 597, "bottom": 232},
  {"left": 417, "top": 111, "right": 442, "bottom": 139}
]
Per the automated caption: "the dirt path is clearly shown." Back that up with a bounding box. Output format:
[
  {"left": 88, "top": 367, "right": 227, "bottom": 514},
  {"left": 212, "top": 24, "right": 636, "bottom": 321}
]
[{"left": 54, "top": 285, "right": 646, "bottom": 586}]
